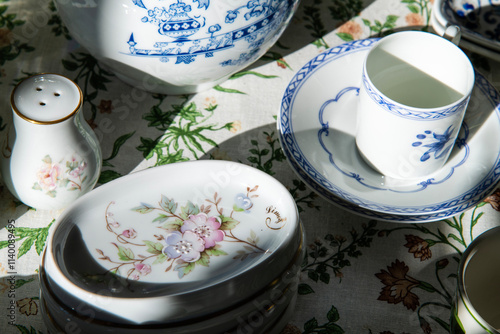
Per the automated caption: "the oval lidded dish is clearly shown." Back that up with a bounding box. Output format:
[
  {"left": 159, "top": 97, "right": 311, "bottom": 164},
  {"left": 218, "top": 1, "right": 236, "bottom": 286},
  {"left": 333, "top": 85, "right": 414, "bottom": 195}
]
[{"left": 41, "top": 160, "right": 303, "bottom": 329}]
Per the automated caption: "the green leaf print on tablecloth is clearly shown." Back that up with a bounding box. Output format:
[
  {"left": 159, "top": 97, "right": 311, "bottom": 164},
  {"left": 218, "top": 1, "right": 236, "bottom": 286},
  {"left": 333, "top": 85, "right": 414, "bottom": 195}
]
[
  {"left": 47, "top": 1, "right": 71, "bottom": 39},
  {"left": 61, "top": 52, "right": 114, "bottom": 125},
  {"left": 102, "top": 132, "right": 136, "bottom": 167},
  {"left": 302, "top": 3, "right": 329, "bottom": 49},
  {"left": 214, "top": 70, "right": 283, "bottom": 94},
  {"left": 0, "top": 4, "right": 34, "bottom": 68},
  {"left": 302, "top": 305, "right": 345, "bottom": 334},
  {"left": 0, "top": 220, "right": 53, "bottom": 258},
  {"left": 138, "top": 96, "right": 234, "bottom": 166},
  {"left": 246, "top": 130, "right": 285, "bottom": 175},
  {"left": 14, "top": 324, "right": 45, "bottom": 334},
  {"left": 300, "top": 221, "right": 378, "bottom": 294}
]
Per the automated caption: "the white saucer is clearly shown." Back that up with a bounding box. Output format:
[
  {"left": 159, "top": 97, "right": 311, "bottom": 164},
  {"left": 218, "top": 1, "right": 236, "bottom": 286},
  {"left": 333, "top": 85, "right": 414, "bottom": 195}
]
[
  {"left": 431, "top": 0, "right": 500, "bottom": 61},
  {"left": 278, "top": 39, "right": 500, "bottom": 223}
]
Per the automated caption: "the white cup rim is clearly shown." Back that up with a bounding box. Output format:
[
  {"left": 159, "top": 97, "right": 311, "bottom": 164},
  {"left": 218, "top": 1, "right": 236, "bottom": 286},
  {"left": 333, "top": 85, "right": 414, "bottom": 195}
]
[{"left": 363, "top": 30, "right": 475, "bottom": 114}]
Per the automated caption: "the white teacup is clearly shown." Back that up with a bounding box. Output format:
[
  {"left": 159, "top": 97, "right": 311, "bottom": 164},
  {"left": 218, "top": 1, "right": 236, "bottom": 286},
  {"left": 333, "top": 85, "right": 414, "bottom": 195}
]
[
  {"left": 356, "top": 30, "right": 475, "bottom": 179},
  {"left": 452, "top": 226, "right": 500, "bottom": 333}
]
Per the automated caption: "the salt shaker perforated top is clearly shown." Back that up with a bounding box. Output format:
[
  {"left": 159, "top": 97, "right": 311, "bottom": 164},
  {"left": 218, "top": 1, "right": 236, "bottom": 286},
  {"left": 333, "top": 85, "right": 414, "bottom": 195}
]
[
  {"left": 12, "top": 74, "right": 82, "bottom": 123},
  {"left": 0, "top": 73, "right": 102, "bottom": 210}
]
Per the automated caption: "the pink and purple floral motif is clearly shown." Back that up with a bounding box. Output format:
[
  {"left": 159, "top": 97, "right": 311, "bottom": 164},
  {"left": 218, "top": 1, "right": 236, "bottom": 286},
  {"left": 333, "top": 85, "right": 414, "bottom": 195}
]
[
  {"left": 164, "top": 230, "right": 206, "bottom": 262},
  {"left": 97, "top": 185, "right": 267, "bottom": 280},
  {"left": 32, "top": 154, "right": 88, "bottom": 198}
]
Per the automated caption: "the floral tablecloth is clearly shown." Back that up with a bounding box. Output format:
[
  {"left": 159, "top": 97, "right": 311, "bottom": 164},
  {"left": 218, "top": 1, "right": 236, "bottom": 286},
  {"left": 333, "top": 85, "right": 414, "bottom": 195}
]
[{"left": 1, "top": 0, "right": 500, "bottom": 333}]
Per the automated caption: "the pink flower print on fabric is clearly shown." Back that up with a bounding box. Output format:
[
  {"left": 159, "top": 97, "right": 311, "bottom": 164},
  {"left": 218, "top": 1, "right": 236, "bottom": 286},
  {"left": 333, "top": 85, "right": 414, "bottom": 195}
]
[
  {"left": 37, "top": 163, "right": 61, "bottom": 191},
  {"left": 163, "top": 231, "right": 205, "bottom": 262},
  {"left": 181, "top": 213, "right": 224, "bottom": 248}
]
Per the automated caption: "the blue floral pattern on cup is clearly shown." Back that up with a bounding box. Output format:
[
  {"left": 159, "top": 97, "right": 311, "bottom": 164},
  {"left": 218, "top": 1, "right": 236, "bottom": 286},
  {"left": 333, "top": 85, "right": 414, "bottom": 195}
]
[{"left": 412, "top": 125, "right": 455, "bottom": 162}]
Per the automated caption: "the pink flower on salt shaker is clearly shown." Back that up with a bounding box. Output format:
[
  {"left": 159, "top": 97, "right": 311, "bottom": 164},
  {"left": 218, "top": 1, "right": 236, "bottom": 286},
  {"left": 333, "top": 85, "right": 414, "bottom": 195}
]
[{"left": 37, "top": 163, "right": 62, "bottom": 191}]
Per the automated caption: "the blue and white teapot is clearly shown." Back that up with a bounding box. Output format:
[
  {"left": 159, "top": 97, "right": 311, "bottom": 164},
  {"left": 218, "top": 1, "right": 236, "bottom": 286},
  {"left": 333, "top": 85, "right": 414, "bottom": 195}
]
[{"left": 55, "top": 0, "right": 301, "bottom": 94}]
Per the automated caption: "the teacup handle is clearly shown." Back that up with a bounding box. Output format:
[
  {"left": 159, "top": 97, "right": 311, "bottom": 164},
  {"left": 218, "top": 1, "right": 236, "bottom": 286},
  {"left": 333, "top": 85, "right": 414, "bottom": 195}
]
[{"left": 442, "top": 25, "right": 461, "bottom": 45}]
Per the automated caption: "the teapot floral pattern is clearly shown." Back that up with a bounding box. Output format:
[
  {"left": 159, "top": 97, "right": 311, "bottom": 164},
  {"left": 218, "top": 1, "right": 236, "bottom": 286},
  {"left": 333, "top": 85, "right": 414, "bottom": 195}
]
[{"left": 128, "top": 0, "right": 294, "bottom": 65}]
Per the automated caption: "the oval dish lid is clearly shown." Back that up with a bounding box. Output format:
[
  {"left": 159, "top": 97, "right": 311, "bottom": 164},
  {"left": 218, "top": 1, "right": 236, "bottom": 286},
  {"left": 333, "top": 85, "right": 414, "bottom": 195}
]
[{"left": 45, "top": 161, "right": 300, "bottom": 299}]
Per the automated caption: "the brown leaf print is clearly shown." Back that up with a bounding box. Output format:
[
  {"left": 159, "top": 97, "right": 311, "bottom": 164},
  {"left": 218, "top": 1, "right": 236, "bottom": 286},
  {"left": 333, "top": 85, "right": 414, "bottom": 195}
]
[
  {"left": 436, "top": 258, "right": 449, "bottom": 269},
  {"left": 484, "top": 188, "right": 500, "bottom": 211},
  {"left": 420, "top": 318, "right": 432, "bottom": 334},
  {"left": 0, "top": 28, "right": 13, "bottom": 47},
  {"left": 16, "top": 297, "right": 38, "bottom": 316},
  {"left": 404, "top": 235, "right": 432, "bottom": 261},
  {"left": 98, "top": 99, "right": 114, "bottom": 114},
  {"left": 375, "top": 259, "right": 420, "bottom": 311},
  {"left": 281, "top": 324, "right": 302, "bottom": 334}
]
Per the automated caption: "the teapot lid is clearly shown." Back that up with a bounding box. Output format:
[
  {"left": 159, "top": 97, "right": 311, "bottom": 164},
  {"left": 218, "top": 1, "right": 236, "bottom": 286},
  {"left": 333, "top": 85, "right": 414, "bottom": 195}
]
[{"left": 11, "top": 73, "right": 82, "bottom": 124}]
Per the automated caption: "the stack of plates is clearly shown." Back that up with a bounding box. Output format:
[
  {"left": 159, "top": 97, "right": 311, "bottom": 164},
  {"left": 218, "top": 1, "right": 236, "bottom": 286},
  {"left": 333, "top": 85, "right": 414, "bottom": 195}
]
[
  {"left": 277, "top": 39, "right": 500, "bottom": 223},
  {"left": 40, "top": 161, "right": 304, "bottom": 333},
  {"left": 431, "top": 0, "right": 500, "bottom": 61}
]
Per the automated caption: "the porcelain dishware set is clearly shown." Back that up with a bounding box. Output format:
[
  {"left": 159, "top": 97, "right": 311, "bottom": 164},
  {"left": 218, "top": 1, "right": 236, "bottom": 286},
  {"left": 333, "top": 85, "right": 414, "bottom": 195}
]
[
  {"left": 1, "top": 0, "right": 500, "bottom": 332},
  {"left": 0, "top": 1, "right": 305, "bottom": 332}
]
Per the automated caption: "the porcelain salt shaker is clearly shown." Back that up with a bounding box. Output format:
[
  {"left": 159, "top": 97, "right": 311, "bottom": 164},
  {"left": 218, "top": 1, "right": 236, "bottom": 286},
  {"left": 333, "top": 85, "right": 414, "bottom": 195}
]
[{"left": 0, "top": 73, "right": 102, "bottom": 210}]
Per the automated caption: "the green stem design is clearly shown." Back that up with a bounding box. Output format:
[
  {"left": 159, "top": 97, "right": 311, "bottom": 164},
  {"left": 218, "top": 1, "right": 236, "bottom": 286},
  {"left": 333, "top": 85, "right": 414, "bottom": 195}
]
[
  {"left": 0, "top": 220, "right": 54, "bottom": 258},
  {"left": 303, "top": 305, "right": 344, "bottom": 334},
  {"left": 402, "top": 0, "right": 433, "bottom": 28},
  {"left": 0, "top": 4, "right": 34, "bottom": 66},
  {"left": 47, "top": 1, "right": 71, "bottom": 39},
  {"left": 61, "top": 53, "right": 114, "bottom": 124},
  {"left": 245, "top": 130, "right": 286, "bottom": 176},
  {"left": 362, "top": 15, "right": 399, "bottom": 38},
  {"left": 302, "top": 221, "right": 377, "bottom": 284},
  {"left": 302, "top": 4, "right": 329, "bottom": 49},
  {"left": 139, "top": 96, "right": 232, "bottom": 165}
]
